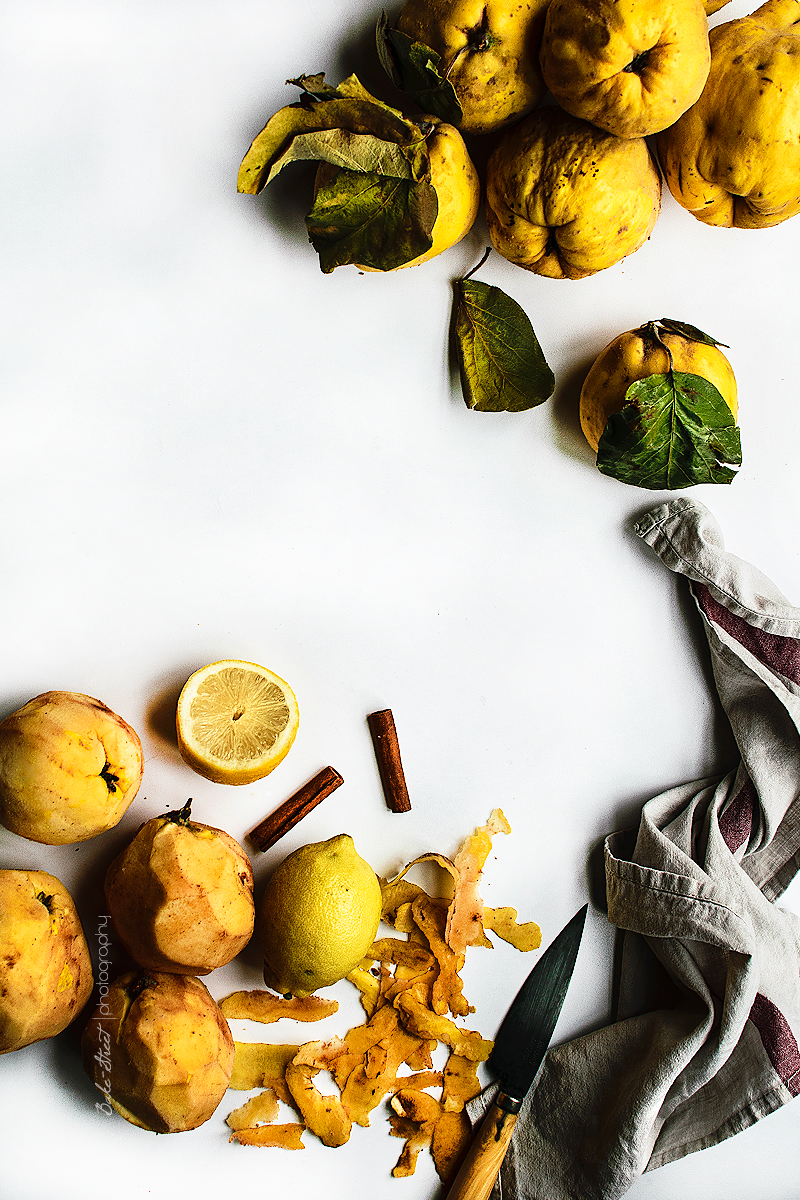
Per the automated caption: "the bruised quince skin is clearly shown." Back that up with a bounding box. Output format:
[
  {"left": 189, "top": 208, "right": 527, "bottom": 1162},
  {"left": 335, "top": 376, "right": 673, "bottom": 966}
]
[
  {"left": 656, "top": 0, "right": 800, "bottom": 229},
  {"left": 579, "top": 324, "right": 738, "bottom": 452},
  {"left": 485, "top": 106, "right": 661, "bottom": 280},
  {"left": 81, "top": 972, "right": 235, "bottom": 1132},
  {"left": 539, "top": 0, "right": 711, "bottom": 139},
  {"left": 0, "top": 691, "right": 144, "bottom": 845},
  {"left": 395, "top": 0, "right": 549, "bottom": 135},
  {"left": 0, "top": 869, "right": 93, "bottom": 1054},
  {"left": 104, "top": 800, "right": 254, "bottom": 975}
]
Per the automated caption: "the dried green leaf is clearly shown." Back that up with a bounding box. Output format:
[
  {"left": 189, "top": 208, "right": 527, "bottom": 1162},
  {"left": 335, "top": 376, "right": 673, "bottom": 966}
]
[
  {"left": 271, "top": 129, "right": 414, "bottom": 181},
  {"left": 376, "top": 13, "right": 463, "bottom": 126},
  {"left": 657, "top": 318, "right": 728, "bottom": 348},
  {"left": 287, "top": 73, "right": 343, "bottom": 100},
  {"left": 305, "top": 169, "right": 437, "bottom": 273},
  {"left": 453, "top": 278, "right": 555, "bottom": 412},
  {"left": 237, "top": 73, "right": 424, "bottom": 194},
  {"left": 596, "top": 371, "right": 742, "bottom": 490}
]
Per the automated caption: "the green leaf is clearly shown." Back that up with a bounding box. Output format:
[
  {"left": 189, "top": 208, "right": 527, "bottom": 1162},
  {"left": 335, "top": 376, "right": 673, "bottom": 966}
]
[
  {"left": 305, "top": 169, "right": 437, "bottom": 273},
  {"left": 376, "top": 12, "right": 463, "bottom": 126},
  {"left": 270, "top": 129, "right": 414, "bottom": 181},
  {"left": 657, "top": 318, "right": 728, "bottom": 348},
  {"left": 596, "top": 371, "right": 742, "bottom": 490},
  {"left": 453, "top": 278, "right": 555, "bottom": 412},
  {"left": 237, "top": 73, "right": 425, "bottom": 195}
]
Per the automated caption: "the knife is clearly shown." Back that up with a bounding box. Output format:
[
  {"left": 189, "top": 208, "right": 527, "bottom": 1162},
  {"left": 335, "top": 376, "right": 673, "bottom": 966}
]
[{"left": 444, "top": 903, "right": 588, "bottom": 1200}]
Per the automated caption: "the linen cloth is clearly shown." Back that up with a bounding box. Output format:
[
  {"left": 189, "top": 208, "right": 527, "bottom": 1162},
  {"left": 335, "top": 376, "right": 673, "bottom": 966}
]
[{"left": 470, "top": 496, "right": 800, "bottom": 1199}]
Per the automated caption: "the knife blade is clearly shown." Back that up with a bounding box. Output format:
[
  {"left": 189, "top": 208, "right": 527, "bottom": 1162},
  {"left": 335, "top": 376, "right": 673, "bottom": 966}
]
[{"left": 443, "top": 903, "right": 588, "bottom": 1200}]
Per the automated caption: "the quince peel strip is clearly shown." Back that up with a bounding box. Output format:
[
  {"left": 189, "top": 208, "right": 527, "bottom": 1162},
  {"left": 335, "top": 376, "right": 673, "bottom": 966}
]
[
  {"left": 224, "top": 808, "right": 539, "bottom": 1181},
  {"left": 229, "top": 1123, "right": 305, "bottom": 1149},
  {"left": 221, "top": 990, "right": 339, "bottom": 1024},
  {"left": 226, "top": 1089, "right": 280, "bottom": 1130}
]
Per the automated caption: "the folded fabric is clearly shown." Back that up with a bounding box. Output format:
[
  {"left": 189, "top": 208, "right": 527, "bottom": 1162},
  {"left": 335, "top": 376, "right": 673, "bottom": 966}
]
[{"left": 469, "top": 496, "right": 800, "bottom": 1200}]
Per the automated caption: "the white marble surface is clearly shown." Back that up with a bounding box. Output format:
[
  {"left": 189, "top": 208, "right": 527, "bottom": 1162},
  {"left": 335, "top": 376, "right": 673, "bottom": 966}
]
[{"left": 2, "top": 1, "right": 800, "bottom": 1196}]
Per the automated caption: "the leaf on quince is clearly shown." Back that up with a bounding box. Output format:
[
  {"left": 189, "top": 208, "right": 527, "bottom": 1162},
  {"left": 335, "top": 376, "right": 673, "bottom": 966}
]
[
  {"left": 657, "top": 318, "right": 728, "bottom": 348},
  {"left": 271, "top": 129, "right": 415, "bottom": 182},
  {"left": 237, "top": 73, "right": 427, "bottom": 195},
  {"left": 376, "top": 12, "right": 463, "bottom": 127},
  {"left": 306, "top": 169, "right": 437, "bottom": 273},
  {"left": 596, "top": 371, "right": 742, "bottom": 490},
  {"left": 453, "top": 277, "right": 555, "bottom": 412}
]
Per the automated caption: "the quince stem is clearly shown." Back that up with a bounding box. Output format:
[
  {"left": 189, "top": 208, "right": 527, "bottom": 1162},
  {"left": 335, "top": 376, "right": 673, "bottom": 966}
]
[
  {"left": 160, "top": 799, "right": 194, "bottom": 826},
  {"left": 462, "top": 246, "right": 492, "bottom": 281}
]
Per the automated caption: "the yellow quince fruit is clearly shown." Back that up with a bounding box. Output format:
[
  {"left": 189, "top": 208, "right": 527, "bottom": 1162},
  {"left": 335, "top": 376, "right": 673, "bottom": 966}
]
[
  {"left": 341, "top": 120, "right": 480, "bottom": 270},
  {"left": 0, "top": 691, "right": 144, "bottom": 845},
  {"left": 104, "top": 800, "right": 255, "bottom": 976},
  {"left": 81, "top": 972, "right": 234, "bottom": 1132},
  {"left": 579, "top": 322, "right": 737, "bottom": 452},
  {"left": 539, "top": 0, "right": 711, "bottom": 139},
  {"left": 485, "top": 106, "right": 661, "bottom": 279},
  {"left": 0, "top": 870, "right": 93, "bottom": 1054},
  {"left": 394, "top": 0, "right": 550, "bottom": 134},
  {"left": 656, "top": 0, "right": 800, "bottom": 228}
]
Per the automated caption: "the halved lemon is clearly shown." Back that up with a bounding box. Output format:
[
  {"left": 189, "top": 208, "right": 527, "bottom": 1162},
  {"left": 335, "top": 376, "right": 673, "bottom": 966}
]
[{"left": 176, "top": 660, "right": 299, "bottom": 785}]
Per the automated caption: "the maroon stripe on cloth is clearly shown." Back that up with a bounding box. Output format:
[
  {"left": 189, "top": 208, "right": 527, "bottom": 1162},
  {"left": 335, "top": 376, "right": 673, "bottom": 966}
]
[
  {"left": 749, "top": 993, "right": 800, "bottom": 1096},
  {"left": 718, "top": 777, "right": 756, "bottom": 855},
  {"left": 692, "top": 583, "right": 800, "bottom": 686}
]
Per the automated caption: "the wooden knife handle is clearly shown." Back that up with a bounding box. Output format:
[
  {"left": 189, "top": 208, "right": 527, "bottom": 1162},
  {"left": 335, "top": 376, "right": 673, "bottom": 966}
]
[{"left": 444, "top": 1097, "right": 519, "bottom": 1200}]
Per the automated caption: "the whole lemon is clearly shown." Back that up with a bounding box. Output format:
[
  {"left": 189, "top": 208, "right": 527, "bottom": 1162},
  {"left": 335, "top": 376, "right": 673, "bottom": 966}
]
[{"left": 256, "top": 835, "right": 382, "bottom": 998}]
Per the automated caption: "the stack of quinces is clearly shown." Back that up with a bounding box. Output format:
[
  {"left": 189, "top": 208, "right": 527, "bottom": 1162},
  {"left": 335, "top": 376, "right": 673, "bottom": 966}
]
[{"left": 240, "top": 0, "right": 800, "bottom": 279}]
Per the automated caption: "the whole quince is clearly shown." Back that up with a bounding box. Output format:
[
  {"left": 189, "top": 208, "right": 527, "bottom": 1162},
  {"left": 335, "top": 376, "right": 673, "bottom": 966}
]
[
  {"left": 656, "top": 0, "right": 800, "bottom": 228},
  {"left": 485, "top": 106, "right": 661, "bottom": 279},
  {"left": 105, "top": 800, "right": 254, "bottom": 975},
  {"left": 0, "top": 869, "right": 94, "bottom": 1053},
  {"left": 539, "top": 0, "right": 711, "bottom": 139},
  {"left": 81, "top": 971, "right": 235, "bottom": 1132},
  {"left": 413, "top": 122, "right": 480, "bottom": 265},
  {"left": 0, "top": 691, "right": 144, "bottom": 845},
  {"left": 318, "top": 119, "right": 481, "bottom": 270},
  {"left": 393, "top": 0, "right": 549, "bottom": 134},
  {"left": 579, "top": 321, "right": 737, "bottom": 451}
]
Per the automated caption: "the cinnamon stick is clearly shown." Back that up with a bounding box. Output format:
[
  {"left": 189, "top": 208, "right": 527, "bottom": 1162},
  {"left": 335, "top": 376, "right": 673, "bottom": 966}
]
[
  {"left": 367, "top": 709, "right": 411, "bottom": 813},
  {"left": 248, "top": 766, "right": 344, "bottom": 852}
]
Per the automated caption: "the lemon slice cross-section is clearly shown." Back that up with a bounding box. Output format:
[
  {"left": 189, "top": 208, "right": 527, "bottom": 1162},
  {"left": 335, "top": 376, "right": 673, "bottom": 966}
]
[{"left": 176, "top": 660, "right": 299, "bottom": 785}]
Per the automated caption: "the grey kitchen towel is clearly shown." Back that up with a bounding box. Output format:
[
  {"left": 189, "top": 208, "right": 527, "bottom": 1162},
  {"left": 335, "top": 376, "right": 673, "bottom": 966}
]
[{"left": 469, "top": 496, "right": 800, "bottom": 1199}]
